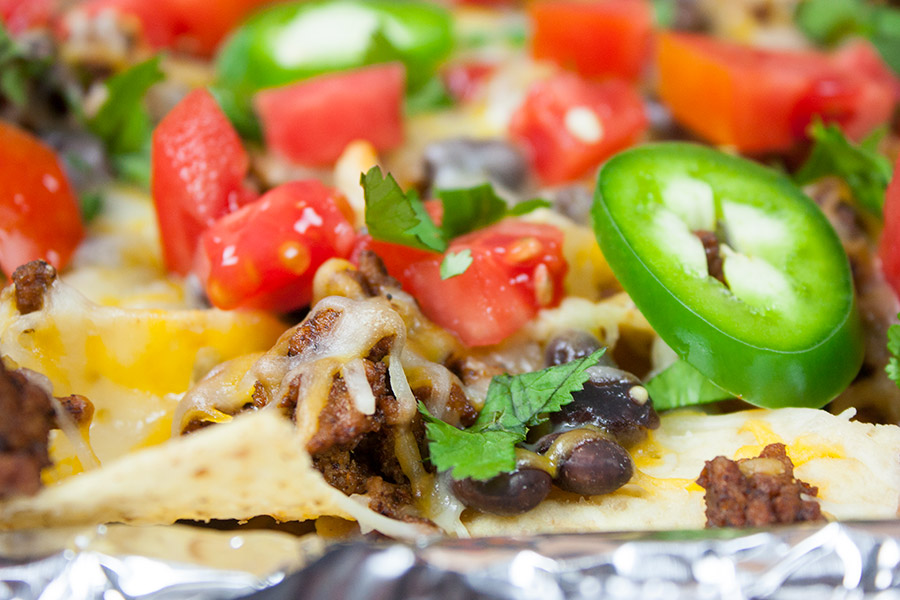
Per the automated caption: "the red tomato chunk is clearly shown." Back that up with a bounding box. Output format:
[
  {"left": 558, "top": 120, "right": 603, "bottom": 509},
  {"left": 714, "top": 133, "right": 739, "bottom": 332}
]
[
  {"left": 152, "top": 88, "right": 253, "bottom": 276},
  {"left": 196, "top": 181, "right": 356, "bottom": 312},
  {"left": 657, "top": 33, "right": 896, "bottom": 153},
  {"left": 0, "top": 121, "right": 83, "bottom": 277},
  {"left": 879, "top": 153, "right": 900, "bottom": 299},
  {"left": 509, "top": 73, "right": 647, "bottom": 184},
  {"left": 529, "top": 0, "right": 653, "bottom": 82},
  {"left": 359, "top": 221, "right": 568, "bottom": 347},
  {"left": 255, "top": 63, "right": 405, "bottom": 167}
]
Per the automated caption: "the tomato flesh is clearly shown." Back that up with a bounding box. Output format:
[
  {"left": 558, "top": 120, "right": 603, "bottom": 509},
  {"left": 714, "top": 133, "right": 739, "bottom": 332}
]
[
  {"left": 0, "top": 121, "right": 84, "bottom": 276},
  {"left": 255, "top": 63, "right": 405, "bottom": 167},
  {"left": 67, "top": 0, "right": 272, "bottom": 55},
  {"left": 1, "top": 0, "right": 55, "bottom": 33},
  {"left": 151, "top": 89, "right": 253, "bottom": 275},
  {"left": 509, "top": 73, "right": 647, "bottom": 184},
  {"left": 657, "top": 33, "right": 896, "bottom": 153},
  {"left": 357, "top": 221, "right": 568, "bottom": 347},
  {"left": 196, "top": 181, "right": 356, "bottom": 312},
  {"left": 529, "top": 0, "right": 653, "bottom": 81},
  {"left": 879, "top": 153, "right": 900, "bottom": 298}
]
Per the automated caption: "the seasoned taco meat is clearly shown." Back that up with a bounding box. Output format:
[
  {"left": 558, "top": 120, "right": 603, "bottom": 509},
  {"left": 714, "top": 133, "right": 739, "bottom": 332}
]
[
  {"left": 0, "top": 362, "right": 55, "bottom": 498},
  {"left": 697, "top": 443, "right": 823, "bottom": 528},
  {"left": 11, "top": 260, "right": 57, "bottom": 315}
]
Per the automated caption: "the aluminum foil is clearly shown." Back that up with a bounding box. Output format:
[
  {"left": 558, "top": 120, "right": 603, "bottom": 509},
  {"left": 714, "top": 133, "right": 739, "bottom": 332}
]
[{"left": 6, "top": 521, "right": 900, "bottom": 600}]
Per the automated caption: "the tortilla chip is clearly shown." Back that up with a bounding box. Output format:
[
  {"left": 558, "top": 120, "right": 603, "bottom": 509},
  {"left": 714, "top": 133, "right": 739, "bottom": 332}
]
[{"left": 465, "top": 408, "right": 900, "bottom": 535}]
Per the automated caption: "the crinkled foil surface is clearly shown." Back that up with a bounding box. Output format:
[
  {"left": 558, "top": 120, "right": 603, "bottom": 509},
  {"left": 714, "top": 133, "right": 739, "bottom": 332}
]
[{"left": 5, "top": 521, "right": 900, "bottom": 600}]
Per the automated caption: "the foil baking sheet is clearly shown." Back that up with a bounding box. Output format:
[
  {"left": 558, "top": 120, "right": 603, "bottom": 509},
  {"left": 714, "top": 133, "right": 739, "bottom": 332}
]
[{"left": 5, "top": 521, "right": 900, "bottom": 600}]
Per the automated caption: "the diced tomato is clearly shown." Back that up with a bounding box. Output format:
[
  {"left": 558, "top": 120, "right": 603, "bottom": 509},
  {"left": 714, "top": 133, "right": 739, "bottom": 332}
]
[
  {"left": 442, "top": 61, "right": 496, "bottom": 102},
  {"left": 1, "top": 0, "right": 56, "bottom": 34},
  {"left": 152, "top": 89, "right": 253, "bottom": 275},
  {"left": 657, "top": 32, "right": 896, "bottom": 153},
  {"left": 0, "top": 121, "right": 84, "bottom": 276},
  {"left": 509, "top": 73, "right": 647, "bottom": 184},
  {"left": 529, "top": 0, "right": 653, "bottom": 81},
  {"left": 65, "top": 0, "right": 272, "bottom": 55},
  {"left": 879, "top": 154, "right": 900, "bottom": 299},
  {"left": 255, "top": 63, "right": 406, "bottom": 167},
  {"left": 356, "top": 221, "right": 568, "bottom": 347},
  {"left": 195, "top": 181, "right": 356, "bottom": 311}
]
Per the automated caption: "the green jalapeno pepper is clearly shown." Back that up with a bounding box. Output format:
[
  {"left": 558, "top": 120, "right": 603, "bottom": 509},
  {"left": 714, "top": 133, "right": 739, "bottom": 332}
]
[
  {"left": 592, "top": 143, "right": 864, "bottom": 408},
  {"left": 215, "top": 0, "right": 454, "bottom": 94}
]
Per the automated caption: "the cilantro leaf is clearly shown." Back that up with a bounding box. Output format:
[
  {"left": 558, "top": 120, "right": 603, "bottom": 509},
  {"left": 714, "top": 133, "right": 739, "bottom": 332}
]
[
  {"left": 439, "top": 249, "right": 472, "bottom": 279},
  {"left": 794, "top": 120, "right": 892, "bottom": 217},
  {"left": 473, "top": 348, "right": 605, "bottom": 435},
  {"left": 421, "top": 404, "right": 520, "bottom": 480},
  {"left": 508, "top": 197, "right": 552, "bottom": 216},
  {"left": 361, "top": 169, "right": 554, "bottom": 279},
  {"left": 795, "top": 0, "right": 900, "bottom": 75},
  {"left": 361, "top": 166, "right": 446, "bottom": 252},
  {"left": 887, "top": 320, "right": 900, "bottom": 387},
  {"left": 438, "top": 183, "right": 508, "bottom": 239},
  {"left": 87, "top": 56, "right": 164, "bottom": 156},
  {"left": 652, "top": 0, "right": 676, "bottom": 28},
  {"left": 405, "top": 75, "right": 454, "bottom": 115},
  {"left": 0, "top": 23, "right": 51, "bottom": 108},
  {"left": 644, "top": 359, "right": 733, "bottom": 411},
  {"left": 422, "top": 349, "right": 603, "bottom": 480}
]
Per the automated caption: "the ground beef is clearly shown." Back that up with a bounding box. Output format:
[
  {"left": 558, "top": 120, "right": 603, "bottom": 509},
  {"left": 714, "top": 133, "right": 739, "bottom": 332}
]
[
  {"left": 305, "top": 360, "right": 393, "bottom": 455},
  {"left": 11, "top": 260, "right": 57, "bottom": 315},
  {"left": 696, "top": 443, "right": 824, "bottom": 528},
  {"left": 0, "top": 363, "right": 55, "bottom": 498},
  {"left": 287, "top": 308, "right": 341, "bottom": 357},
  {"left": 413, "top": 384, "right": 477, "bottom": 428},
  {"left": 365, "top": 477, "right": 431, "bottom": 525},
  {"left": 313, "top": 447, "right": 371, "bottom": 496},
  {"left": 356, "top": 250, "right": 402, "bottom": 295},
  {"left": 57, "top": 394, "right": 94, "bottom": 427}
]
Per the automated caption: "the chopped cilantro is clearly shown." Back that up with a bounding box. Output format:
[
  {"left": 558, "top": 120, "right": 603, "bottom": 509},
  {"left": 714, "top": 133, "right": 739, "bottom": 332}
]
[
  {"left": 87, "top": 56, "right": 164, "bottom": 156},
  {"left": 794, "top": 120, "right": 892, "bottom": 217},
  {"left": 361, "top": 166, "right": 446, "bottom": 252},
  {"left": 437, "top": 183, "right": 508, "bottom": 239},
  {"left": 78, "top": 190, "right": 104, "bottom": 223},
  {"left": 421, "top": 349, "right": 604, "bottom": 480},
  {"left": 439, "top": 249, "right": 472, "bottom": 280},
  {"left": 644, "top": 359, "right": 733, "bottom": 411},
  {"left": 0, "top": 23, "right": 51, "bottom": 108},
  {"left": 795, "top": 0, "right": 900, "bottom": 75},
  {"left": 508, "top": 197, "right": 552, "bottom": 216},
  {"left": 405, "top": 75, "right": 454, "bottom": 115},
  {"left": 361, "top": 167, "right": 555, "bottom": 280},
  {"left": 652, "top": 0, "right": 676, "bottom": 28},
  {"left": 887, "top": 321, "right": 900, "bottom": 387}
]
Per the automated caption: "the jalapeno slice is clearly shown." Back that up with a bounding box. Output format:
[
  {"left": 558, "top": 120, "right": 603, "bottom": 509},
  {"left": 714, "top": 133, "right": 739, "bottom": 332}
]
[
  {"left": 592, "top": 143, "right": 864, "bottom": 408},
  {"left": 215, "top": 0, "right": 454, "bottom": 94}
]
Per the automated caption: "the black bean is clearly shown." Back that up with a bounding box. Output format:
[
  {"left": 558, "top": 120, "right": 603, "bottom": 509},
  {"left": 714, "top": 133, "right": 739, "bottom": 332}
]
[
  {"left": 451, "top": 468, "right": 551, "bottom": 516},
  {"left": 555, "top": 438, "right": 633, "bottom": 496},
  {"left": 544, "top": 330, "right": 615, "bottom": 367},
  {"left": 550, "top": 184, "right": 593, "bottom": 223},
  {"left": 550, "top": 367, "right": 660, "bottom": 447},
  {"left": 423, "top": 138, "right": 529, "bottom": 194}
]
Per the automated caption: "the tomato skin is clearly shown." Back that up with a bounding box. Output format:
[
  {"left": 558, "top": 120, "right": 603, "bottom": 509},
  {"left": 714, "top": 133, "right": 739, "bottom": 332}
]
[
  {"left": 657, "top": 33, "right": 896, "bottom": 153},
  {"left": 442, "top": 62, "right": 496, "bottom": 102},
  {"left": 1, "top": 0, "right": 55, "bottom": 33},
  {"left": 509, "top": 74, "right": 647, "bottom": 184},
  {"left": 67, "top": 0, "right": 273, "bottom": 55},
  {"left": 0, "top": 121, "right": 84, "bottom": 276},
  {"left": 151, "top": 89, "right": 252, "bottom": 276},
  {"left": 529, "top": 0, "right": 653, "bottom": 81},
  {"left": 879, "top": 154, "right": 900, "bottom": 299},
  {"left": 196, "top": 181, "right": 357, "bottom": 312},
  {"left": 255, "top": 64, "right": 405, "bottom": 167},
  {"left": 356, "top": 221, "right": 568, "bottom": 347}
]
